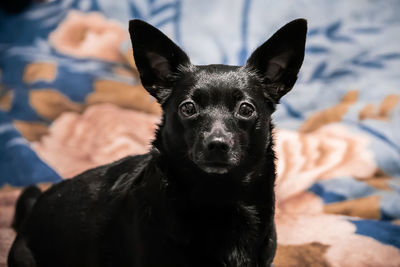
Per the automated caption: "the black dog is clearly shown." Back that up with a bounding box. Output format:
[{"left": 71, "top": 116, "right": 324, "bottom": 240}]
[{"left": 8, "top": 19, "right": 306, "bottom": 267}]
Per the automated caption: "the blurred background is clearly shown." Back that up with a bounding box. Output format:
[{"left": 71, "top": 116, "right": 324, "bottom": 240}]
[{"left": 0, "top": 0, "right": 399, "bottom": 266}]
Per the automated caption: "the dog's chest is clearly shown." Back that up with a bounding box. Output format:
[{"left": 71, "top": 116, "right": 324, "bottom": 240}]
[{"left": 167, "top": 202, "right": 262, "bottom": 265}]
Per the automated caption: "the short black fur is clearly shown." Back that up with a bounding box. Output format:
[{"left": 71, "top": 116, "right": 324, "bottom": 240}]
[{"left": 8, "top": 19, "right": 307, "bottom": 267}]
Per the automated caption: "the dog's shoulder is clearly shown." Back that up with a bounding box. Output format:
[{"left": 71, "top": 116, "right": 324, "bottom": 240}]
[{"left": 105, "top": 151, "right": 158, "bottom": 196}]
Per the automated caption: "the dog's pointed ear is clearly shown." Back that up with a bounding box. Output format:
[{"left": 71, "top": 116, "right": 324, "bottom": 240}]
[
  {"left": 246, "top": 19, "right": 307, "bottom": 102},
  {"left": 129, "top": 20, "right": 191, "bottom": 103}
]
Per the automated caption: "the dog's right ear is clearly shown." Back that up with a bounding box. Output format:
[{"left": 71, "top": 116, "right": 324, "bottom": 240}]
[
  {"left": 129, "top": 20, "right": 191, "bottom": 103},
  {"left": 246, "top": 19, "right": 307, "bottom": 103}
]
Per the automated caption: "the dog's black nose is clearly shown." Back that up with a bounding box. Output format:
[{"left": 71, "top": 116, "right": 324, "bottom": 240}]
[{"left": 206, "top": 137, "right": 230, "bottom": 153}]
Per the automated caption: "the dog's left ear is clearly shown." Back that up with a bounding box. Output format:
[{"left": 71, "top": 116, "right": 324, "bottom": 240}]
[
  {"left": 246, "top": 19, "right": 307, "bottom": 102},
  {"left": 129, "top": 19, "right": 191, "bottom": 103}
]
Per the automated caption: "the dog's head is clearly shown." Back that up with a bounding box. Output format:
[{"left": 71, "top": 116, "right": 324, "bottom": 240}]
[{"left": 129, "top": 19, "right": 306, "bottom": 175}]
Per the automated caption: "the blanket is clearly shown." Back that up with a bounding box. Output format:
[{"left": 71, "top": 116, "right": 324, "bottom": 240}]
[{"left": 1, "top": 0, "right": 400, "bottom": 266}]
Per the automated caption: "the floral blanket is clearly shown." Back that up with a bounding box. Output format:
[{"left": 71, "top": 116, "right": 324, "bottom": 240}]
[{"left": 1, "top": 0, "right": 400, "bottom": 266}]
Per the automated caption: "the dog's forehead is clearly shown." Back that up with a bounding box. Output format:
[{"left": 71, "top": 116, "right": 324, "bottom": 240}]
[{"left": 192, "top": 65, "right": 255, "bottom": 90}]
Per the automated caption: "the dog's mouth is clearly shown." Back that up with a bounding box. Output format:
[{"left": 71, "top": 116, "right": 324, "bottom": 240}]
[{"left": 195, "top": 161, "right": 233, "bottom": 174}]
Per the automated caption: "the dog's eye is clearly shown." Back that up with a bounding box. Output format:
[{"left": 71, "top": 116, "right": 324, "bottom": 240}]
[
  {"left": 238, "top": 103, "right": 255, "bottom": 118},
  {"left": 179, "top": 101, "right": 197, "bottom": 117}
]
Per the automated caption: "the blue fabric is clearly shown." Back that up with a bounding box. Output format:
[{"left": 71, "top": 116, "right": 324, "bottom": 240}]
[
  {"left": 1, "top": 0, "right": 399, "bottom": 183},
  {"left": 0, "top": 111, "right": 60, "bottom": 186},
  {"left": 349, "top": 219, "right": 400, "bottom": 249}
]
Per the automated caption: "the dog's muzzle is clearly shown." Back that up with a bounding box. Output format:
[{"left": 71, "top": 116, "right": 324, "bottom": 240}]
[{"left": 193, "top": 128, "right": 239, "bottom": 174}]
